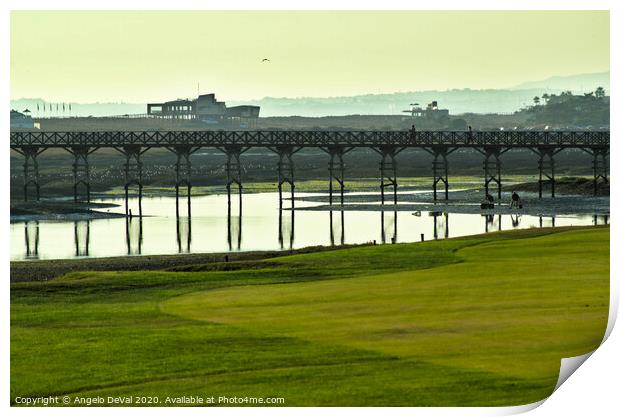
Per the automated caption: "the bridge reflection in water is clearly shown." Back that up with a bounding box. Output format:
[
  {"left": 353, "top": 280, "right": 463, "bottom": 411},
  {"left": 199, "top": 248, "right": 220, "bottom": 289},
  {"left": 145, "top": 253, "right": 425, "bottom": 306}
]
[
  {"left": 381, "top": 210, "right": 397, "bottom": 244},
  {"left": 17, "top": 196, "right": 608, "bottom": 260},
  {"left": 432, "top": 212, "right": 449, "bottom": 240},
  {"left": 176, "top": 216, "right": 192, "bottom": 253},
  {"left": 74, "top": 220, "right": 91, "bottom": 257},
  {"left": 125, "top": 216, "right": 143, "bottom": 255},
  {"left": 329, "top": 209, "right": 344, "bottom": 246},
  {"left": 24, "top": 221, "right": 39, "bottom": 259}
]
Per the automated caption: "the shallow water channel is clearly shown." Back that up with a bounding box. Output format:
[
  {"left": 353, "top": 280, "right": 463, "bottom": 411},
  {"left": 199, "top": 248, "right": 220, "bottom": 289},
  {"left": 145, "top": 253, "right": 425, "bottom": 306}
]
[{"left": 10, "top": 191, "right": 608, "bottom": 261}]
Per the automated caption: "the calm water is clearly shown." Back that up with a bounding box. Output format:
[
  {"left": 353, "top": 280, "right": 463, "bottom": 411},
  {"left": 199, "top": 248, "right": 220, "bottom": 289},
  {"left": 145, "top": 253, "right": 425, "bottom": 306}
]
[{"left": 10, "top": 192, "right": 607, "bottom": 261}]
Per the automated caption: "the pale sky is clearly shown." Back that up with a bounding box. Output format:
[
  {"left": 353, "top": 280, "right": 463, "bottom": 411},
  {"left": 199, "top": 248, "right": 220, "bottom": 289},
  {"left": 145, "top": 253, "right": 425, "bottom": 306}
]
[{"left": 10, "top": 11, "right": 610, "bottom": 102}]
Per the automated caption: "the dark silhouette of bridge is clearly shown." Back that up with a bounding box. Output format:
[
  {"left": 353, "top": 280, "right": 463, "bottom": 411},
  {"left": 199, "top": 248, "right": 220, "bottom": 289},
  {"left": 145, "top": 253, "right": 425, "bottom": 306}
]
[{"left": 10, "top": 127, "right": 609, "bottom": 216}]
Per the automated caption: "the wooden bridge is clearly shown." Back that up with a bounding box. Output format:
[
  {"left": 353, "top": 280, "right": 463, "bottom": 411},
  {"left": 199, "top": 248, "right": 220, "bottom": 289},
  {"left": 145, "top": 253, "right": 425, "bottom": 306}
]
[{"left": 10, "top": 128, "right": 610, "bottom": 215}]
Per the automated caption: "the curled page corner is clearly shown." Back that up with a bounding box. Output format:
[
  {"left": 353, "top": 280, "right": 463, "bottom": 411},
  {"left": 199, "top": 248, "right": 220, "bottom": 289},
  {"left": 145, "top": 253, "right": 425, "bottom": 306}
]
[
  {"left": 499, "top": 398, "right": 547, "bottom": 416},
  {"left": 500, "top": 351, "right": 599, "bottom": 416},
  {"left": 553, "top": 351, "right": 595, "bottom": 392}
]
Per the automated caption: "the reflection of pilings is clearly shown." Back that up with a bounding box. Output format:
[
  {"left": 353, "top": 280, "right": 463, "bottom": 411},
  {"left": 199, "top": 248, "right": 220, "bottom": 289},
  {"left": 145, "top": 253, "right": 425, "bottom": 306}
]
[
  {"left": 278, "top": 207, "right": 295, "bottom": 250},
  {"left": 227, "top": 202, "right": 242, "bottom": 251},
  {"left": 424, "top": 146, "right": 455, "bottom": 201},
  {"left": 125, "top": 216, "right": 143, "bottom": 255},
  {"left": 167, "top": 145, "right": 200, "bottom": 217},
  {"left": 115, "top": 145, "right": 150, "bottom": 216},
  {"left": 532, "top": 146, "right": 560, "bottom": 198},
  {"left": 24, "top": 221, "right": 40, "bottom": 259},
  {"left": 322, "top": 145, "right": 352, "bottom": 206},
  {"left": 373, "top": 146, "right": 404, "bottom": 205},
  {"left": 15, "top": 146, "right": 46, "bottom": 201},
  {"left": 538, "top": 216, "right": 557, "bottom": 228},
  {"left": 593, "top": 214, "right": 610, "bottom": 226},
  {"left": 329, "top": 209, "right": 345, "bottom": 246},
  {"left": 66, "top": 146, "right": 98, "bottom": 203},
  {"left": 511, "top": 214, "right": 521, "bottom": 228},
  {"left": 73, "top": 220, "right": 91, "bottom": 257},
  {"left": 176, "top": 216, "right": 192, "bottom": 253},
  {"left": 270, "top": 146, "right": 300, "bottom": 211},
  {"left": 484, "top": 214, "right": 503, "bottom": 233},
  {"left": 586, "top": 147, "right": 609, "bottom": 196},
  {"left": 484, "top": 214, "right": 492, "bottom": 233},
  {"left": 432, "top": 212, "right": 449, "bottom": 239},
  {"left": 476, "top": 146, "right": 506, "bottom": 200},
  {"left": 380, "top": 210, "right": 398, "bottom": 244}
]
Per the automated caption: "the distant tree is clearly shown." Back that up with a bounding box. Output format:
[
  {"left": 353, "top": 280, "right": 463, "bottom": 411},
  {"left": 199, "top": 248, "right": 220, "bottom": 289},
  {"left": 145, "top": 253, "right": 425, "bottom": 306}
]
[
  {"left": 595, "top": 86, "right": 606, "bottom": 98},
  {"left": 533, "top": 96, "right": 541, "bottom": 106},
  {"left": 584, "top": 92, "right": 594, "bottom": 98},
  {"left": 450, "top": 118, "right": 468, "bottom": 130},
  {"left": 542, "top": 93, "right": 549, "bottom": 104}
]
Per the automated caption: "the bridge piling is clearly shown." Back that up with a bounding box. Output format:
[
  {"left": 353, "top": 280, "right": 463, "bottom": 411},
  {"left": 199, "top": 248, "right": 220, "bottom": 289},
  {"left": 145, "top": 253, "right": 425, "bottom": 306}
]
[
  {"left": 221, "top": 145, "right": 245, "bottom": 251},
  {"left": 272, "top": 146, "right": 298, "bottom": 211},
  {"left": 116, "top": 145, "right": 147, "bottom": 217},
  {"left": 221, "top": 145, "right": 245, "bottom": 219},
  {"left": 591, "top": 148, "right": 608, "bottom": 196},
  {"left": 534, "top": 147, "right": 558, "bottom": 198},
  {"left": 66, "top": 146, "right": 97, "bottom": 203},
  {"left": 325, "top": 146, "right": 348, "bottom": 206},
  {"left": 167, "top": 146, "right": 198, "bottom": 218},
  {"left": 429, "top": 146, "right": 452, "bottom": 201},
  {"left": 375, "top": 146, "right": 402, "bottom": 206},
  {"left": 16, "top": 146, "right": 44, "bottom": 201},
  {"left": 480, "top": 147, "right": 504, "bottom": 200}
]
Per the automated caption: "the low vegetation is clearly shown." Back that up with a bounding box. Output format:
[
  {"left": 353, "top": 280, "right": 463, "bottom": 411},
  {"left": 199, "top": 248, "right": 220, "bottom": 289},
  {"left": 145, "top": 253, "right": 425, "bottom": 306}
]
[{"left": 11, "top": 226, "right": 609, "bottom": 406}]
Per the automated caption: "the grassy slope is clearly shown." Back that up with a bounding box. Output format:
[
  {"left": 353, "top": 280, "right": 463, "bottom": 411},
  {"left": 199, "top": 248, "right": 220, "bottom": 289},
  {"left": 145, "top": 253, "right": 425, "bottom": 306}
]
[{"left": 10, "top": 226, "right": 609, "bottom": 406}]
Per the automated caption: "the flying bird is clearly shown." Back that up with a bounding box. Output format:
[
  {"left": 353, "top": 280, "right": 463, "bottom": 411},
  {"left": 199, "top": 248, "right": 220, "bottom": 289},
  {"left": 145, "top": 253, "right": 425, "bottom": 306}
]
[{"left": 262, "top": 58, "right": 270, "bottom": 62}]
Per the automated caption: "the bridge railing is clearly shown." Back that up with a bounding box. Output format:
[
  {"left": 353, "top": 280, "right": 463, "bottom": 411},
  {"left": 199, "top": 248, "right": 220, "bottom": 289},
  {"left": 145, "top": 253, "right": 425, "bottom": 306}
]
[{"left": 9, "top": 130, "right": 610, "bottom": 148}]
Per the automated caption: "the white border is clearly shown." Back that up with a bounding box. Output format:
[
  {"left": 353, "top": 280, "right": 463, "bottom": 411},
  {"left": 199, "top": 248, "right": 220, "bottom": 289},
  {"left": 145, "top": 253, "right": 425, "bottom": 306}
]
[{"left": 2, "top": 2, "right": 616, "bottom": 417}]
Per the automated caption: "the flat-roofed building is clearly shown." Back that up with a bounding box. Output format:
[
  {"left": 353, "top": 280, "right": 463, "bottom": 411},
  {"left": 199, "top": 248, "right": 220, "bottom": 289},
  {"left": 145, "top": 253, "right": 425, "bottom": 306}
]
[
  {"left": 147, "top": 93, "right": 259, "bottom": 122},
  {"left": 226, "top": 105, "right": 260, "bottom": 118}
]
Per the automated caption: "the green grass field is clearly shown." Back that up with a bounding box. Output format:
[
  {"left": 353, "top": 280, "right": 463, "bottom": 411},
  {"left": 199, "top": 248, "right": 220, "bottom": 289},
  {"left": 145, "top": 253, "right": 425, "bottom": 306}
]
[{"left": 10, "top": 226, "right": 609, "bottom": 406}]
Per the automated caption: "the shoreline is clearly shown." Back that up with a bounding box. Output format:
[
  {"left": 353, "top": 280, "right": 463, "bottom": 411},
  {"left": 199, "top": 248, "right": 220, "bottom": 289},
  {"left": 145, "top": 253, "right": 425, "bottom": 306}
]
[
  {"left": 10, "top": 244, "right": 362, "bottom": 283},
  {"left": 10, "top": 225, "right": 609, "bottom": 283}
]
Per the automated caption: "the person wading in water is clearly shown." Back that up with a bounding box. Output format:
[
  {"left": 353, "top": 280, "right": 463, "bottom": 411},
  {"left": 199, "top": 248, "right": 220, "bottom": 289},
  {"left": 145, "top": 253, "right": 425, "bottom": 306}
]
[{"left": 510, "top": 191, "right": 522, "bottom": 209}]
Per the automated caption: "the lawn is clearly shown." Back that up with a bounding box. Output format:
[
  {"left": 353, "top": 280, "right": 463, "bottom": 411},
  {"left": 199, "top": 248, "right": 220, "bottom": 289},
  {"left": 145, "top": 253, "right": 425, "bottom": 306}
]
[{"left": 10, "top": 226, "right": 609, "bottom": 406}]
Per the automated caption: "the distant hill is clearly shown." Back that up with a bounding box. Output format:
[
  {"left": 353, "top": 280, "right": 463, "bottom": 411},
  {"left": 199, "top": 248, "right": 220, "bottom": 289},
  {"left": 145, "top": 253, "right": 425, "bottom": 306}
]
[
  {"left": 11, "top": 72, "right": 610, "bottom": 118},
  {"left": 511, "top": 71, "right": 609, "bottom": 93},
  {"left": 230, "top": 88, "right": 584, "bottom": 117}
]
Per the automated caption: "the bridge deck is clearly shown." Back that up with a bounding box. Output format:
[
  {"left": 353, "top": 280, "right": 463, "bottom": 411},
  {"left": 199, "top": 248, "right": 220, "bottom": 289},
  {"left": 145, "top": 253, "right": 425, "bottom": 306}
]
[{"left": 9, "top": 130, "right": 610, "bottom": 149}]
